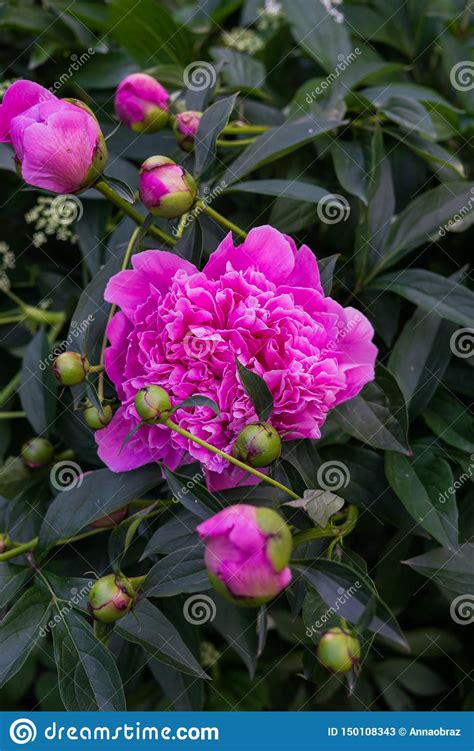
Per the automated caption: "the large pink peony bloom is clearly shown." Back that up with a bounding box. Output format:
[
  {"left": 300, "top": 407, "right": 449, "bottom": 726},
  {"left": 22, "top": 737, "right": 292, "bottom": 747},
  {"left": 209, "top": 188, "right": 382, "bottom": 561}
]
[
  {"left": 96, "top": 226, "right": 377, "bottom": 488},
  {"left": 0, "top": 80, "right": 106, "bottom": 193}
]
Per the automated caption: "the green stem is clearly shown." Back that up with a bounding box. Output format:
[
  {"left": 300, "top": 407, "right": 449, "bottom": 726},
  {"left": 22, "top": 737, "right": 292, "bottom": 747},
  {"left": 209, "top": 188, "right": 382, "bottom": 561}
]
[
  {"left": 0, "top": 411, "right": 25, "bottom": 419},
  {"left": 199, "top": 203, "right": 247, "bottom": 239},
  {"left": 165, "top": 418, "right": 299, "bottom": 500},
  {"left": 223, "top": 124, "right": 269, "bottom": 135},
  {"left": 94, "top": 180, "right": 176, "bottom": 247},
  {"left": 292, "top": 505, "right": 359, "bottom": 547},
  {"left": 128, "top": 575, "right": 147, "bottom": 590},
  {"left": 89, "top": 364, "right": 104, "bottom": 374},
  {"left": 216, "top": 137, "right": 256, "bottom": 148}
]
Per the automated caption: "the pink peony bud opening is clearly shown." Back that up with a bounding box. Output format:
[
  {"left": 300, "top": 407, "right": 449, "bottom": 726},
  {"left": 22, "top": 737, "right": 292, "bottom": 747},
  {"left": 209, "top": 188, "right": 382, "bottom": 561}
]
[
  {"left": 114, "top": 73, "right": 170, "bottom": 133},
  {"left": 139, "top": 155, "right": 197, "bottom": 219},
  {"left": 173, "top": 111, "right": 202, "bottom": 152}
]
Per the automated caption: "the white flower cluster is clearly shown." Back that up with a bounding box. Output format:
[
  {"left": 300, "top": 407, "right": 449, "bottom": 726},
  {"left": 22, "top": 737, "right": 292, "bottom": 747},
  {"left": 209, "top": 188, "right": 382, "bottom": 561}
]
[
  {"left": 25, "top": 196, "right": 78, "bottom": 248},
  {"left": 258, "top": 0, "right": 283, "bottom": 31},
  {"left": 0, "top": 241, "right": 15, "bottom": 291},
  {"left": 320, "top": 0, "right": 345, "bottom": 24},
  {"left": 221, "top": 27, "right": 264, "bottom": 54}
]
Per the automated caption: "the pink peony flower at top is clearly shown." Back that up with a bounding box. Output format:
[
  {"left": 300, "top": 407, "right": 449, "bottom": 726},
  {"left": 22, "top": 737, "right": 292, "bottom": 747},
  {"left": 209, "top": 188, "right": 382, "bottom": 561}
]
[
  {"left": 173, "top": 110, "right": 201, "bottom": 151},
  {"left": 197, "top": 504, "right": 292, "bottom": 604},
  {"left": 114, "top": 73, "right": 169, "bottom": 132},
  {"left": 0, "top": 80, "right": 107, "bottom": 193},
  {"left": 96, "top": 225, "right": 377, "bottom": 489}
]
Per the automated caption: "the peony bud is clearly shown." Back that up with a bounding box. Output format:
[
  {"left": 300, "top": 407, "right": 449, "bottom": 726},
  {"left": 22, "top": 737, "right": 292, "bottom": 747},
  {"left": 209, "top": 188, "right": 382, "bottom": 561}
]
[
  {"left": 134, "top": 385, "right": 172, "bottom": 424},
  {"left": 173, "top": 111, "right": 201, "bottom": 152},
  {"left": 87, "top": 573, "right": 135, "bottom": 623},
  {"left": 114, "top": 73, "right": 169, "bottom": 133},
  {"left": 232, "top": 421, "right": 282, "bottom": 467},
  {"left": 21, "top": 437, "right": 54, "bottom": 469},
  {"left": 90, "top": 507, "right": 129, "bottom": 529},
  {"left": 139, "top": 156, "right": 197, "bottom": 219},
  {"left": 0, "top": 533, "right": 11, "bottom": 553},
  {"left": 53, "top": 352, "right": 90, "bottom": 386},
  {"left": 197, "top": 504, "right": 292, "bottom": 606},
  {"left": 0, "top": 80, "right": 107, "bottom": 194},
  {"left": 317, "top": 627, "right": 361, "bottom": 673},
  {"left": 83, "top": 401, "right": 113, "bottom": 430}
]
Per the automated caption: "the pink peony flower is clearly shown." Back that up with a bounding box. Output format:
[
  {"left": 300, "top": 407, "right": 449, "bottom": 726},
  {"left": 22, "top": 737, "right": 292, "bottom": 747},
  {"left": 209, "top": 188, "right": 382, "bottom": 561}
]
[
  {"left": 197, "top": 504, "right": 292, "bottom": 604},
  {"left": 173, "top": 110, "right": 201, "bottom": 151},
  {"left": 96, "top": 226, "right": 377, "bottom": 489},
  {"left": 0, "top": 80, "right": 107, "bottom": 193},
  {"left": 114, "top": 73, "right": 169, "bottom": 132}
]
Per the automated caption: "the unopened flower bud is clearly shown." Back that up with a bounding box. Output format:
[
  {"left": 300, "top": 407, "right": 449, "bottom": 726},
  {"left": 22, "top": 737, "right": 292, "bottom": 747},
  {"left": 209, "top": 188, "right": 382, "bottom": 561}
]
[
  {"left": 114, "top": 73, "right": 170, "bottom": 133},
  {"left": 83, "top": 401, "right": 113, "bottom": 430},
  {"left": 134, "top": 385, "right": 172, "bottom": 424},
  {"left": 21, "top": 437, "right": 54, "bottom": 469},
  {"left": 232, "top": 421, "right": 281, "bottom": 467},
  {"left": 197, "top": 505, "right": 292, "bottom": 606},
  {"left": 139, "top": 156, "right": 197, "bottom": 219},
  {"left": 173, "top": 111, "right": 201, "bottom": 152},
  {"left": 317, "top": 627, "right": 361, "bottom": 673},
  {"left": 0, "top": 533, "right": 11, "bottom": 553},
  {"left": 90, "top": 507, "right": 129, "bottom": 529},
  {"left": 87, "top": 573, "right": 135, "bottom": 623},
  {"left": 53, "top": 351, "right": 90, "bottom": 386}
]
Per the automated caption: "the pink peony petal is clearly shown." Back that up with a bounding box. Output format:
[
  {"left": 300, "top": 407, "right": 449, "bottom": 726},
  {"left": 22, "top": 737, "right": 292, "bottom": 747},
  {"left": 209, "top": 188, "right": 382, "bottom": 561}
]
[{"left": 0, "top": 81, "right": 55, "bottom": 142}]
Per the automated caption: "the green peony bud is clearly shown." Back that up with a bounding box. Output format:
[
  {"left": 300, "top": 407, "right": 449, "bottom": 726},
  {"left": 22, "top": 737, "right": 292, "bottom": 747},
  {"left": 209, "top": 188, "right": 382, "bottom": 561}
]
[
  {"left": 53, "top": 351, "right": 90, "bottom": 386},
  {"left": 232, "top": 421, "right": 282, "bottom": 467},
  {"left": 134, "top": 385, "right": 172, "bottom": 424},
  {"left": 87, "top": 573, "right": 135, "bottom": 623},
  {"left": 21, "top": 437, "right": 55, "bottom": 469},
  {"left": 0, "top": 533, "right": 11, "bottom": 553},
  {"left": 317, "top": 627, "right": 361, "bottom": 673},
  {"left": 83, "top": 401, "right": 113, "bottom": 430}
]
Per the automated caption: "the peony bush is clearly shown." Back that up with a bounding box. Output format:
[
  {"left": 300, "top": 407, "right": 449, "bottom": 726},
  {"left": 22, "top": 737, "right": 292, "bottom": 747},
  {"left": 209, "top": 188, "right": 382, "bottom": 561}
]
[{"left": 0, "top": 0, "right": 472, "bottom": 713}]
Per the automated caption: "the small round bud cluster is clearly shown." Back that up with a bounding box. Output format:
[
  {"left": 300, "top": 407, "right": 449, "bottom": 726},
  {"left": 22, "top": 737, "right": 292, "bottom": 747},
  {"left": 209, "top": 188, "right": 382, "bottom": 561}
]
[
  {"left": 21, "top": 437, "right": 54, "bottom": 469},
  {"left": 83, "top": 401, "right": 113, "bottom": 430},
  {"left": 53, "top": 351, "right": 90, "bottom": 386},
  {"left": 317, "top": 627, "right": 361, "bottom": 673},
  {"left": 232, "top": 421, "right": 282, "bottom": 467},
  {"left": 134, "top": 385, "right": 172, "bottom": 424},
  {"left": 87, "top": 573, "right": 135, "bottom": 623}
]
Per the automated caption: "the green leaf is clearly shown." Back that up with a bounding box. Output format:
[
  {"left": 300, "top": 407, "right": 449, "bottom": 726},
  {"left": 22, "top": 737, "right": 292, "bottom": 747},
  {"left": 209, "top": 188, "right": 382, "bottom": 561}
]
[
  {"left": 108, "top": 0, "right": 193, "bottom": 66},
  {"left": 103, "top": 175, "right": 135, "bottom": 204},
  {"left": 235, "top": 358, "right": 273, "bottom": 422},
  {"left": 369, "top": 269, "right": 474, "bottom": 327},
  {"left": 385, "top": 450, "right": 459, "bottom": 550},
  {"left": 143, "top": 546, "right": 210, "bottom": 596},
  {"left": 52, "top": 609, "right": 125, "bottom": 710},
  {"left": 194, "top": 94, "right": 237, "bottom": 178},
  {"left": 39, "top": 466, "right": 159, "bottom": 549},
  {"left": 297, "top": 560, "right": 407, "bottom": 648},
  {"left": 286, "top": 489, "right": 344, "bottom": 528},
  {"left": 403, "top": 544, "right": 474, "bottom": 595},
  {"left": 318, "top": 254, "right": 340, "bottom": 296},
  {"left": 386, "top": 129, "right": 465, "bottom": 177},
  {"left": 117, "top": 598, "right": 208, "bottom": 678},
  {"left": 172, "top": 395, "right": 220, "bottom": 416},
  {"left": 210, "top": 593, "right": 259, "bottom": 678},
  {"left": 228, "top": 179, "right": 329, "bottom": 204},
  {"left": 141, "top": 509, "right": 199, "bottom": 558},
  {"left": 379, "top": 97, "right": 436, "bottom": 139},
  {"left": 0, "top": 562, "right": 30, "bottom": 608},
  {"left": 210, "top": 47, "right": 266, "bottom": 92},
  {"left": 19, "top": 328, "right": 58, "bottom": 437},
  {"left": 331, "top": 140, "right": 368, "bottom": 204},
  {"left": 423, "top": 389, "right": 474, "bottom": 453},
  {"left": 334, "top": 364, "right": 410, "bottom": 455},
  {"left": 282, "top": 0, "right": 352, "bottom": 72},
  {"left": 0, "top": 587, "right": 51, "bottom": 687},
  {"left": 163, "top": 466, "right": 221, "bottom": 519},
  {"left": 221, "top": 117, "right": 343, "bottom": 186}
]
